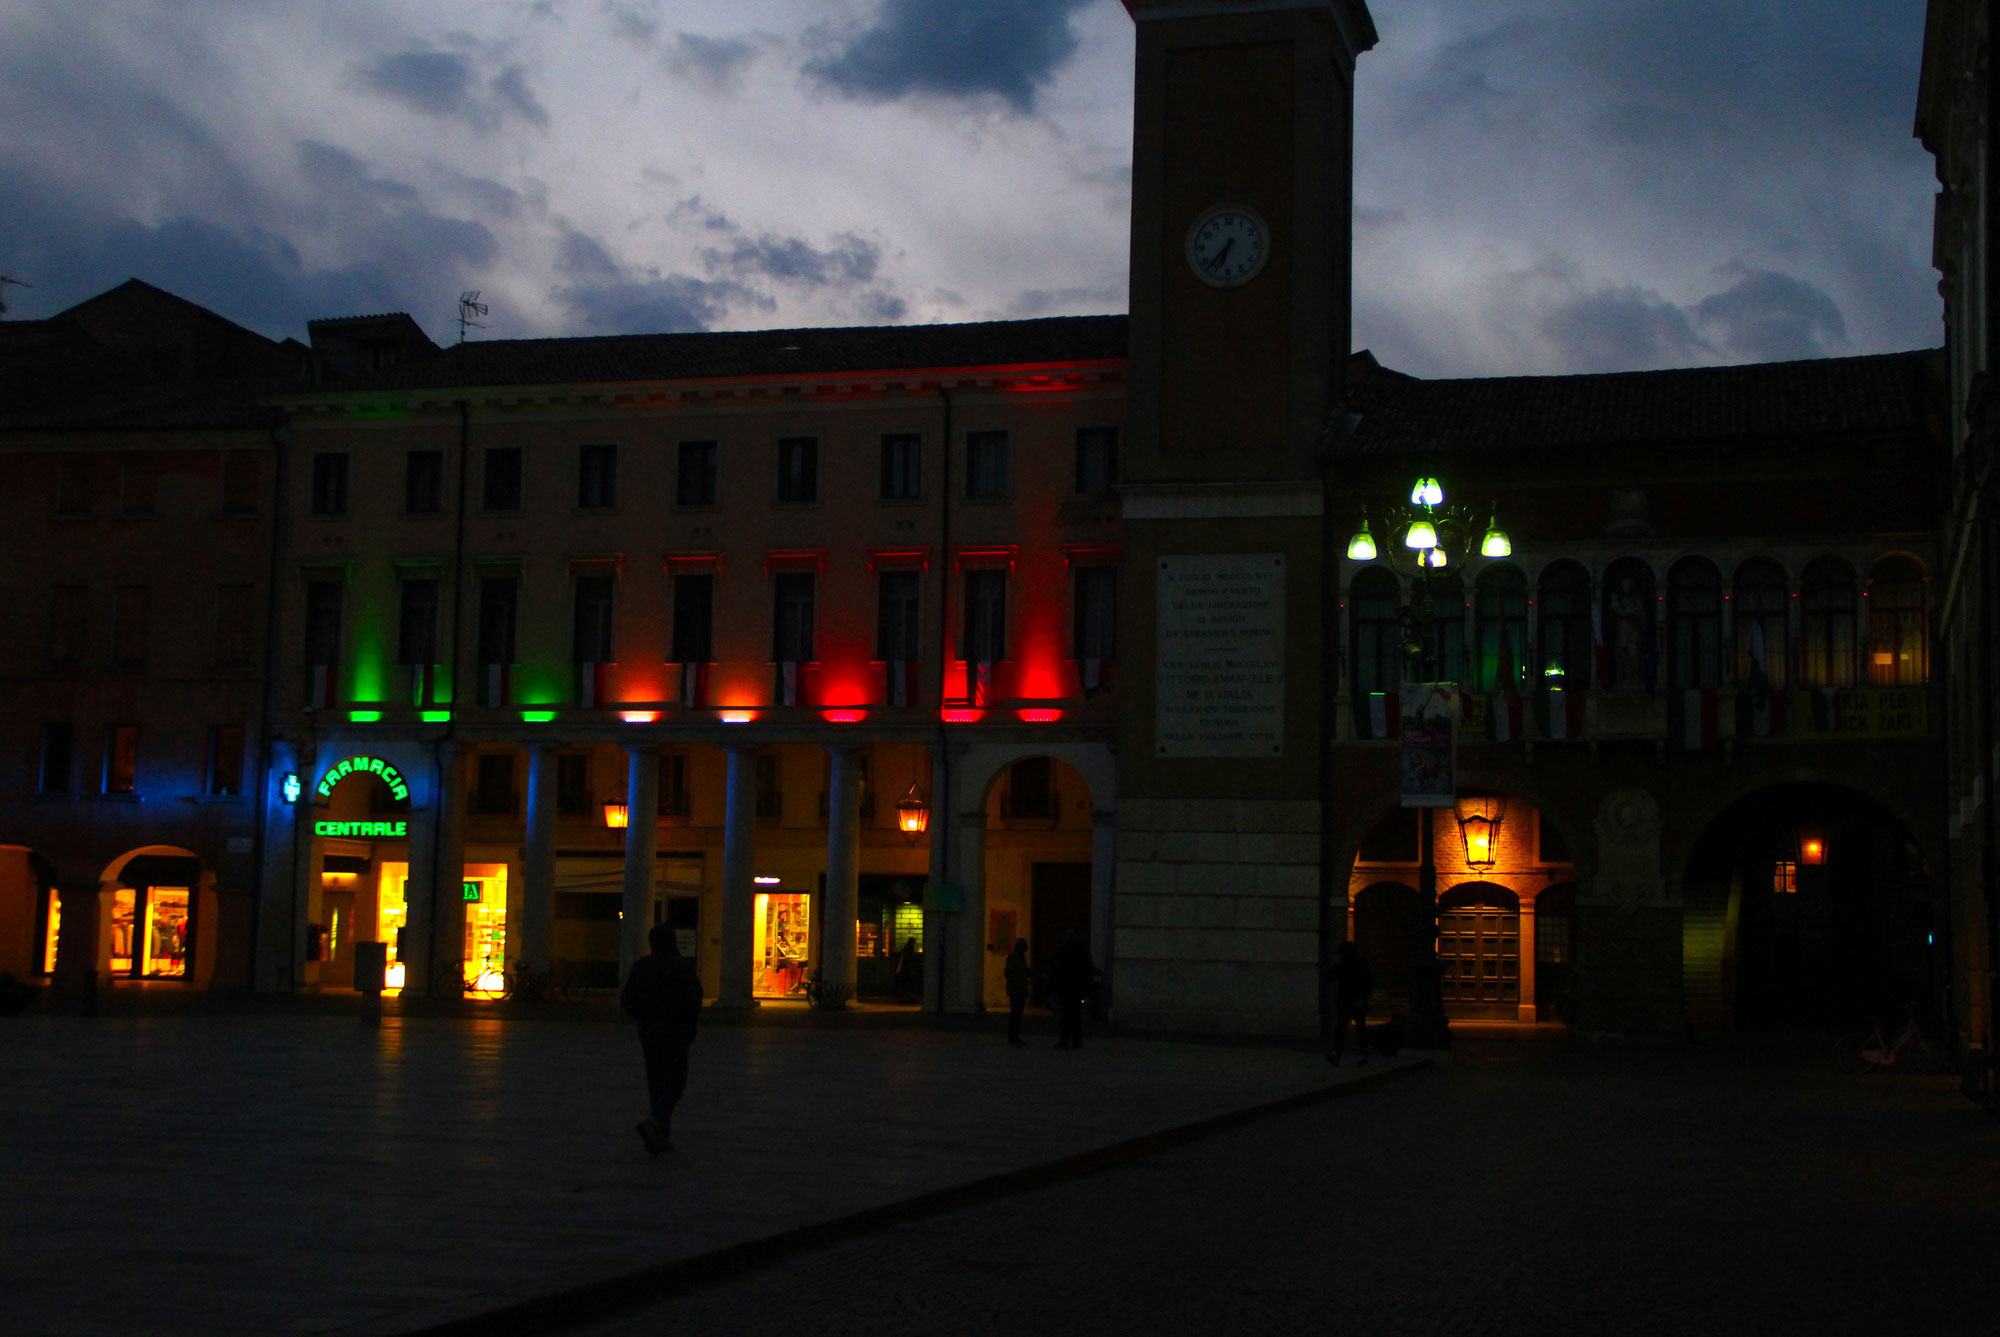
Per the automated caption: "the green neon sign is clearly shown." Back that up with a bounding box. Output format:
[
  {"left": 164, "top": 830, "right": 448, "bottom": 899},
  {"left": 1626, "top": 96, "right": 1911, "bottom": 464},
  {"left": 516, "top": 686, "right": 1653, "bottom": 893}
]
[
  {"left": 316, "top": 820, "right": 407, "bottom": 838},
  {"left": 421, "top": 710, "right": 451, "bottom": 723},
  {"left": 349, "top": 709, "right": 382, "bottom": 723},
  {"left": 462, "top": 881, "right": 481, "bottom": 902},
  {"left": 316, "top": 756, "right": 410, "bottom": 803}
]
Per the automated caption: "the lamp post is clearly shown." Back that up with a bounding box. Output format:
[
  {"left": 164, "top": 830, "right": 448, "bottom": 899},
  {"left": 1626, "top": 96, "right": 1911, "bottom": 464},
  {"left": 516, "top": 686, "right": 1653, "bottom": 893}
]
[{"left": 1347, "top": 476, "right": 1510, "bottom": 1050}]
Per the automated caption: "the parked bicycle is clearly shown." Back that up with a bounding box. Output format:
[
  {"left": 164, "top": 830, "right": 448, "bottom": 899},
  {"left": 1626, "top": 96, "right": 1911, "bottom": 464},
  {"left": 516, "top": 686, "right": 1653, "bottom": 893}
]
[
  {"left": 429, "top": 956, "right": 505, "bottom": 999},
  {"left": 499, "top": 957, "right": 588, "bottom": 1004},
  {"left": 1834, "top": 1016, "right": 1950, "bottom": 1074}
]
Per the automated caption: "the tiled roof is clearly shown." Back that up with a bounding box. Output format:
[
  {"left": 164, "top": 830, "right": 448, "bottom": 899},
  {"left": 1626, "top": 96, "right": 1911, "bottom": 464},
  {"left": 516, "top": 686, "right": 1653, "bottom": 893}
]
[
  {"left": 310, "top": 314, "right": 1132, "bottom": 392},
  {"left": 0, "top": 379, "right": 290, "bottom": 431},
  {"left": 1344, "top": 350, "right": 1940, "bottom": 456}
]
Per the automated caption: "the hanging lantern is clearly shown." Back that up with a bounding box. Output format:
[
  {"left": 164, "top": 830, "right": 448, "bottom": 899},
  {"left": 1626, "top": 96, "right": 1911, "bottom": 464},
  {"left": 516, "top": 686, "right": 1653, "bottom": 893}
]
[
  {"left": 1798, "top": 827, "right": 1826, "bottom": 866},
  {"left": 1410, "top": 476, "right": 1444, "bottom": 507},
  {"left": 1405, "top": 519, "right": 1438, "bottom": 550},
  {"left": 1453, "top": 794, "right": 1509, "bottom": 867},
  {"left": 896, "top": 782, "right": 931, "bottom": 844},
  {"left": 1423, "top": 547, "right": 1449, "bottom": 569},
  {"left": 1481, "top": 512, "right": 1512, "bottom": 557},
  {"left": 1346, "top": 526, "right": 1378, "bottom": 560},
  {"left": 602, "top": 800, "right": 629, "bottom": 829}
]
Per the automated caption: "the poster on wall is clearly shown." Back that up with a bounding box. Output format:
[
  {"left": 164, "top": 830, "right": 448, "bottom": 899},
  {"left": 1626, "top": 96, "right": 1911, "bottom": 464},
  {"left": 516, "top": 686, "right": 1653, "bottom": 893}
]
[
  {"left": 1155, "top": 553, "right": 1285, "bottom": 757},
  {"left": 1400, "top": 682, "right": 1461, "bottom": 809}
]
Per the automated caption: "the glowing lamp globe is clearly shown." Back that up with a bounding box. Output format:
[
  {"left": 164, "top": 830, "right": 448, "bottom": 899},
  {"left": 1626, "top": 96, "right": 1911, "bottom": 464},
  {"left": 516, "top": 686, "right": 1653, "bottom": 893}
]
[
  {"left": 1346, "top": 528, "right": 1378, "bottom": 561},
  {"left": 1405, "top": 519, "right": 1438, "bottom": 550}
]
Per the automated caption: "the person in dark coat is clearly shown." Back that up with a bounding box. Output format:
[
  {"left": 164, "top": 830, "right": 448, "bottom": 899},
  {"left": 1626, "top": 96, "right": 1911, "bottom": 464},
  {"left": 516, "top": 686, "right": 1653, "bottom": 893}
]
[
  {"left": 892, "top": 936, "right": 920, "bottom": 1003},
  {"left": 1002, "top": 937, "right": 1034, "bottom": 1046},
  {"left": 1326, "top": 940, "right": 1372, "bottom": 1066},
  {"left": 621, "top": 922, "right": 704, "bottom": 1155},
  {"left": 1049, "top": 929, "right": 1100, "bottom": 1049}
]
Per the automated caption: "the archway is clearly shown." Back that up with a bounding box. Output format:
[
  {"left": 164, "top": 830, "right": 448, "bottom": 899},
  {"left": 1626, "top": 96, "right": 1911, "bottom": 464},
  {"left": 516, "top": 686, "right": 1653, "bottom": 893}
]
[
  {"left": 1681, "top": 782, "right": 1935, "bottom": 1028},
  {"left": 1352, "top": 880, "right": 1425, "bottom": 1014},
  {"left": 978, "top": 754, "right": 1097, "bottom": 1009},
  {"left": 309, "top": 760, "right": 419, "bottom": 993},
  {"left": 0, "top": 847, "right": 58, "bottom": 978},
  {"left": 1439, "top": 882, "right": 1521, "bottom": 1018},
  {"left": 98, "top": 845, "right": 203, "bottom": 981}
]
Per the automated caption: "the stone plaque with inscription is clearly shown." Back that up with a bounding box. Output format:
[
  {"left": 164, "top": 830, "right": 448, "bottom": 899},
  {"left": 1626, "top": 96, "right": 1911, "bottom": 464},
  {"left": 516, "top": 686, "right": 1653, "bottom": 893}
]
[{"left": 1155, "top": 553, "right": 1285, "bottom": 756}]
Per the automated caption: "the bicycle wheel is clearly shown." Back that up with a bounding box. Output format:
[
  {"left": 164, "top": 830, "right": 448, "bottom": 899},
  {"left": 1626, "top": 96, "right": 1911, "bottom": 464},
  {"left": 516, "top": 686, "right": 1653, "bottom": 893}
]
[
  {"left": 1913, "top": 1035, "right": 1953, "bottom": 1075},
  {"left": 1834, "top": 1033, "right": 1873, "bottom": 1074}
]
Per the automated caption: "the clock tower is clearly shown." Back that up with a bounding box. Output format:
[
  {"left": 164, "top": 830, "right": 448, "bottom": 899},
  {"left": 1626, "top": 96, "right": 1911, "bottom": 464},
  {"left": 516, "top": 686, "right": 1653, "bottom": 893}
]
[{"left": 1114, "top": 0, "right": 1377, "bottom": 1035}]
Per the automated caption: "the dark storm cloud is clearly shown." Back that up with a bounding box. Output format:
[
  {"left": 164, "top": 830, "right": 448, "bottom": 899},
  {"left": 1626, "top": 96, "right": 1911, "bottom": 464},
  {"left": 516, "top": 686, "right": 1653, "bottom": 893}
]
[
  {"left": 354, "top": 48, "right": 549, "bottom": 130},
  {"left": 1539, "top": 287, "right": 1708, "bottom": 372},
  {"left": 676, "top": 198, "right": 910, "bottom": 322},
  {"left": 1694, "top": 269, "right": 1848, "bottom": 363},
  {"left": 665, "top": 32, "right": 758, "bottom": 91},
  {"left": 806, "top": 0, "right": 1095, "bottom": 113},
  {"left": 553, "top": 223, "right": 768, "bottom": 333}
]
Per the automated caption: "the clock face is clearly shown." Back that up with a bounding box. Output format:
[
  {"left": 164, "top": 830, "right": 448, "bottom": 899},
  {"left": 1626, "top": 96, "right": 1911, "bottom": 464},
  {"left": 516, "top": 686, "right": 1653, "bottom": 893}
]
[{"left": 1185, "top": 205, "right": 1269, "bottom": 288}]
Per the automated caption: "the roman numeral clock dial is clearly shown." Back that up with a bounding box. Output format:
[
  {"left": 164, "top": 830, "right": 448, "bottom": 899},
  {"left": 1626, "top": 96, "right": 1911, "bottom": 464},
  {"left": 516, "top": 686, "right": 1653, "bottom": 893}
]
[{"left": 1185, "top": 204, "right": 1269, "bottom": 288}]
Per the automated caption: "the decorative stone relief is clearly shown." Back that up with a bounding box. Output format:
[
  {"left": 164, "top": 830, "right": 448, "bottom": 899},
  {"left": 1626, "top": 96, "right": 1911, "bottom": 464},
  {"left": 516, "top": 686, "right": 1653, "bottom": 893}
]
[{"left": 1586, "top": 786, "right": 1665, "bottom": 912}]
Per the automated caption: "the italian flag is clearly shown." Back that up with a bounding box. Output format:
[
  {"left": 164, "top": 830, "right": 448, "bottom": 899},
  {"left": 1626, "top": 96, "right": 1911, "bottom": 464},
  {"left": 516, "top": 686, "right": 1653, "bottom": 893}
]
[
  {"left": 1487, "top": 691, "right": 1522, "bottom": 742},
  {"left": 1673, "top": 688, "right": 1719, "bottom": 751},
  {"left": 1360, "top": 690, "right": 1401, "bottom": 739},
  {"left": 1539, "top": 686, "right": 1583, "bottom": 739}
]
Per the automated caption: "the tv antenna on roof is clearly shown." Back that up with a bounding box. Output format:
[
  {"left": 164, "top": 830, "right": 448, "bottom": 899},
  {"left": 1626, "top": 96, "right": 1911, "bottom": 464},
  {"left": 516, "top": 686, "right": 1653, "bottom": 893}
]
[
  {"left": 0, "top": 274, "right": 32, "bottom": 319},
  {"left": 457, "top": 290, "right": 488, "bottom": 343}
]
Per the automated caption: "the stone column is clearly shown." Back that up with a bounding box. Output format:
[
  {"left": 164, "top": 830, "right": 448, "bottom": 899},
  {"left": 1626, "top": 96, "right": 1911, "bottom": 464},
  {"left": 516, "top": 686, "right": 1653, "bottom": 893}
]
[
  {"left": 50, "top": 881, "right": 102, "bottom": 1014},
  {"left": 256, "top": 739, "right": 303, "bottom": 993},
  {"left": 1089, "top": 808, "right": 1117, "bottom": 1009},
  {"left": 949, "top": 804, "right": 987, "bottom": 1011},
  {"left": 822, "top": 746, "right": 861, "bottom": 991},
  {"left": 621, "top": 742, "right": 659, "bottom": 979},
  {"left": 423, "top": 743, "right": 467, "bottom": 994},
  {"left": 1517, "top": 896, "right": 1539, "bottom": 1023},
  {"left": 923, "top": 744, "right": 949, "bottom": 1012},
  {"left": 519, "top": 743, "right": 558, "bottom": 972},
  {"left": 716, "top": 744, "right": 757, "bottom": 1006}
]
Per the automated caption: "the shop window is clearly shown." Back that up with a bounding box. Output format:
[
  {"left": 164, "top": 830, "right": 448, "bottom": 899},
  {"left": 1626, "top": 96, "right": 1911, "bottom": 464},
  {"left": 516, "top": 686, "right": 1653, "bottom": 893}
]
[
  {"left": 877, "top": 570, "right": 922, "bottom": 662},
  {"left": 1732, "top": 558, "right": 1790, "bottom": 689},
  {"left": 39, "top": 723, "right": 75, "bottom": 795},
  {"left": 880, "top": 434, "right": 921, "bottom": 500},
  {"left": 111, "top": 886, "right": 188, "bottom": 979},
  {"left": 119, "top": 459, "right": 158, "bottom": 515},
  {"left": 1867, "top": 556, "right": 1927, "bottom": 686},
  {"left": 557, "top": 752, "right": 591, "bottom": 816},
  {"left": 483, "top": 447, "right": 522, "bottom": 512},
  {"left": 1004, "top": 757, "right": 1054, "bottom": 821},
  {"left": 1357, "top": 808, "right": 1419, "bottom": 864},
  {"left": 215, "top": 584, "right": 254, "bottom": 669},
  {"left": 56, "top": 458, "right": 92, "bottom": 515},
  {"left": 111, "top": 585, "right": 149, "bottom": 669},
  {"left": 673, "top": 573, "right": 715, "bottom": 664},
  {"left": 472, "top": 752, "right": 517, "bottom": 816},
  {"left": 578, "top": 443, "right": 617, "bottom": 508},
  {"left": 311, "top": 452, "right": 349, "bottom": 516},
  {"left": 1599, "top": 557, "right": 1656, "bottom": 690},
  {"left": 1472, "top": 564, "right": 1527, "bottom": 692},
  {"left": 220, "top": 453, "right": 260, "bottom": 516},
  {"left": 404, "top": 450, "right": 445, "bottom": 514},
  {"left": 1536, "top": 560, "right": 1592, "bottom": 686},
  {"left": 1075, "top": 426, "right": 1117, "bottom": 495},
  {"left": 1350, "top": 567, "right": 1403, "bottom": 695},
  {"left": 753, "top": 891, "right": 811, "bottom": 997},
  {"left": 777, "top": 436, "right": 818, "bottom": 503},
  {"left": 755, "top": 750, "right": 783, "bottom": 820},
  {"left": 47, "top": 585, "right": 87, "bottom": 668},
  {"left": 658, "top": 751, "right": 690, "bottom": 817},
  {"left": 965, "top": 430, "right": 1009, "bottom": 498},
  {"left": 888, "top": 901, "right": 924, "bottom": 953},
  {"left": 208, "top": 725, "right": 245, "bottom": 797},
  {"left": 1667, "top": 557, "right": 1723, "bottom": 689},
  {"left": 1801, "top": 557, "right": 1858, "bottom": 688},
  {"left": 962, "top": 570, "right": 1007, "bottom": 663},
  {"left": 678, "top": 440, "right": 719, "bottom": 506},
  {"left": 1073, "top": 566, "right": 1117, "bottom": 664}
]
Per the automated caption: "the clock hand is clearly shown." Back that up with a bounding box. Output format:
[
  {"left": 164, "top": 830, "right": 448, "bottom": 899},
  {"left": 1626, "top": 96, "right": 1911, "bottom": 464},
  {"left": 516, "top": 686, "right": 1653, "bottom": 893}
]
[{"left": 1207, "top": 237, "right": 1235, "bottom": 272}]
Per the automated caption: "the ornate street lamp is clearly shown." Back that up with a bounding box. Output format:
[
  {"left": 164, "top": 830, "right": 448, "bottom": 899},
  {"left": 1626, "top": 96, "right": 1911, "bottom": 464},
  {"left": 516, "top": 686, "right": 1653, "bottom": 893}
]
[
  {"left": 601, "top": 800, "right": 629, "bottom": 829},
  {"left": 1453, "top": 794, "right": 1510, "bottom": 868},
  {"left": 895, "top": 782, "right": 931, "bottom": 846}
]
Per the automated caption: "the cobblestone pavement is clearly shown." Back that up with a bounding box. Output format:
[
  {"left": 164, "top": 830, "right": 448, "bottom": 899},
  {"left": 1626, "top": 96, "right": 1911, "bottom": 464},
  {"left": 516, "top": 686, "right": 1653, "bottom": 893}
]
[
  {"left": 0, "top": 1002, "right": 1414, "bottom": 1336},
  {"left": 574, "top": 1035, "right": 2000, "bottom": 1337}
]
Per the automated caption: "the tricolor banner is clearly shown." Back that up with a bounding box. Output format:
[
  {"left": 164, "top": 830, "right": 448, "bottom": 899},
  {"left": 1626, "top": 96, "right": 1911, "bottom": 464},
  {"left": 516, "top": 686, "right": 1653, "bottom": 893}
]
[
  {"left": 679, "top": 660, "right": 710, "bottom": 708},
  {"left": 1538, "top": 686, "right": 1584, "bottom": 739},
  {"left": 1081, "top": 656, "right": 1105, "bottom": 696},
  {"left": 1485, "top": 691, "right": 1523, "bottom": 742},
  {"left": 1357, "top": 690, "right": 1402, "bottom": 740},
  {"left": 481, "top": 662, "right": 510, "bottom": 706},
  {"left": 968, "top": 659, "right": 995, "bottom": 707},
  {"left": 777, "top": 660, "right": 800, "bottom": 706},
  {"left": 309, "top": 663, "right": 333, "bottom": 710},
  {"left": 1671, "top": 687, "right": 1719, "bottom": 751},
  {"left": 886, "top": 659, "right": 919, "bottom": 708}
]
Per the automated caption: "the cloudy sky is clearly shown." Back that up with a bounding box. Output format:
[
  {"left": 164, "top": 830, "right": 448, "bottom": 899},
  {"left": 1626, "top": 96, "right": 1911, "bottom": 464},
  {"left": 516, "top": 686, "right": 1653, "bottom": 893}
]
[{"left": 0, "top": 0, "right": 1941, "bottom": 378}]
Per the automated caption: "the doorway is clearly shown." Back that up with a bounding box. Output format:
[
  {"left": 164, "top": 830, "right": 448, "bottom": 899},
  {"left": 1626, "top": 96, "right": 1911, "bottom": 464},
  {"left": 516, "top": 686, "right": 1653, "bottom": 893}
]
[
  {"left": 1030, "top": 862, "right": 1091, "bottom": 1005},
  {"left": 1438, "top": 883, "right": 1520, "bottom": 1018}
]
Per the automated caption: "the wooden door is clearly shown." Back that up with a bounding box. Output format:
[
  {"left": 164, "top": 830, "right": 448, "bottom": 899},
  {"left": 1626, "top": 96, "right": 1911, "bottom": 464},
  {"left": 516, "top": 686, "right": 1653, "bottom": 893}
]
[
  {"left": 1030, "top": 862, "right": 1092, "bottom": 1005},
  {"left": 1438, "top": 884, "right": 1519, "bottom": 1018}
]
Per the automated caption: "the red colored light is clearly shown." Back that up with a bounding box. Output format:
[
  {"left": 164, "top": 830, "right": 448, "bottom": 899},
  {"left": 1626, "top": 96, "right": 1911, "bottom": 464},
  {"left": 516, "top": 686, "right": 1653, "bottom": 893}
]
[
  {"left": 822, "top": 709, "right": 866, "bottom": 724},
  {"left": 941, "top": 708, "right": 984, "bottom": 724},
  {"left": 1018, "top": 708, "right": 1063, "bottom": 723}
]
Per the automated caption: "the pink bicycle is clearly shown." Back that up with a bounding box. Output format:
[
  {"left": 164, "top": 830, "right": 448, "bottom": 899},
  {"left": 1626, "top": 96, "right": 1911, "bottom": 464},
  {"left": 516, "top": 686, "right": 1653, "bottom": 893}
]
[{"left": 1834, "top": 1017, "right": 1949, "bottom": 1074}]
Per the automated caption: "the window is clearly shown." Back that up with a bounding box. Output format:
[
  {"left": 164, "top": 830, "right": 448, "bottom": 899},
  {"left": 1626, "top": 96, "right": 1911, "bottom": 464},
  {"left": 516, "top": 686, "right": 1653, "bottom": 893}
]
[
  {"left": 557, "top": 752, "right": 591, "bottom": 816},
  {"left": 1005, "top": 757, "right": 1054, "bottom": 820},
  {"left": 1427, "top": 571, "right": 1467, "bottom": 687},
  {"left": 1733, "top": 559, "right": 1790, "bottom": 689},
  {"left": 963, "top": 570, "right": 1007, "bottom": 661},
  {"left": 305, "top": 581, "right": 344, "bottom": 667},
  {"left": 880, "top": 434, "right": 921, "bottom": 500},
  {"left": 215, "top": 585, "right": 254, "bottom": 669},
  {"left": 1800, "top": 558, "right": 1857, "bottom": 689},
  {"left": 483, "top": 448, "right": 522, "bottom": 512},
  {"left": 1537, "top": 560, "right": 1592, "bottom": 687},
  {"left": 119, "top": 460, "right": 158, "bottom": 515},
  {"left": 104, "top": 726, "right": 138, "bottom": 794},
  {"left": 40, "top": 723, "right": 74, "bottom": 794},
  {"left": 658, "top": 751, "right": 690, "bottom": 817},
  {"left": 397, "top": 579, "right": 440, "bottom": 666},
  {"left": 677, "top": 441, "right": 718, "bottom": 506},
  {"left": 56, "top": 459, "right": 92, "bottom": 515},
  {"left": 111, "top": 585, "right": 149, "bottom": 669},
  {"left": 1075, "top": 426, "right": 1117, "bottom": 494},
  {"left": 578, "top": 443, "right": 617, "bottom": 508},
  {"left": 48, "top": 586, "right": 87, "bottom": 667},
  {"left": 221, "top": 454, "right": 260, "bottom": 515},
  {"left": 1472, "top": 564, "right": 1527, "bottom": 692},
  {"left": 208, "top": 725, "right": 245, "bottom": 797},
  {"left": 472, "top": 752, "right": 517, "bottom": 815},
  {"left": 777, "top": 437, "right": 818, "bottom": 503},
  {"left": 877, "top": 571, "right": 922, "bottom": 662},
  {"left": 573, "top": 575, "right": 615, "bottom": 663},
  {"left": 965, "top": 430, "right": 1009, "bottom": 498},
  {"left": 1667, "top": 557, "right": 1722, "bottom": 690},
  {"left": 672, "top": 574, "right": 715, "bottom": 663},
  {"left": 1868, "top": 556, "right": 1928, "bottom": 686},
  {"left": 478, "top": 577, "right": 518, "bottom": 666},
  {"left": 1350, "top": 567, "right": 1403, "bottom": 696},
  {"left": 310, "top": 453, "right": 349, "bottom": 516},
  {"left": 404, "top": 450, "right": 445, "bottom": 514},
  {"left": 755, "top": 750, "right": 783, "bottom": 820},
  {"left": 1074, "top": 566, "right": 1117, "bottom": 661},
  {"left": 773, "top": 573, "right": 815, "bottom": 662},
  {"left": 1600, "top": 557, "right": 1656, "bottom": 690}
]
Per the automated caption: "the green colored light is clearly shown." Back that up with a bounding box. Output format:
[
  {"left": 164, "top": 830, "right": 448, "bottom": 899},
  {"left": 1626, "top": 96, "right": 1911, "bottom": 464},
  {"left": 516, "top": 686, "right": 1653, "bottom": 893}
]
[
  {"left": 522, "top": 710, "right": 557, "bottom": 723},
  {"left": 462, "top": 881, "right": 481, "bottom": 903},
  {"left": 316, "top": 756, "right": 411, "bottom": 802},
  {"left": 349, "top": 709, "right": 382, "bottom": 723},
  {"left": 316, "top": 820, "right": 407, "bottom": 838},
  {"left": 421, "top": 710, "right": 451, "bottom": 723}
]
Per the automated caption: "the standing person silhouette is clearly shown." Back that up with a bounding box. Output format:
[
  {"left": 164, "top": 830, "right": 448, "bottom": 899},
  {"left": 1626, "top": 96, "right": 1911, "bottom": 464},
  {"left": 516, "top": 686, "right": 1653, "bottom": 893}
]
[
  {"left": 1003, "top": 937, "right": 1034, "bottom": 1046},
  {"left": 621, "top": 922, "right": 704, "bottom": 1156},
  {"left": 1326, "top": 940, "right": 1372, "bottom": 1066},
  {"left": 1050, "top": 929, "right": 1100, "bottom": 1050}
]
